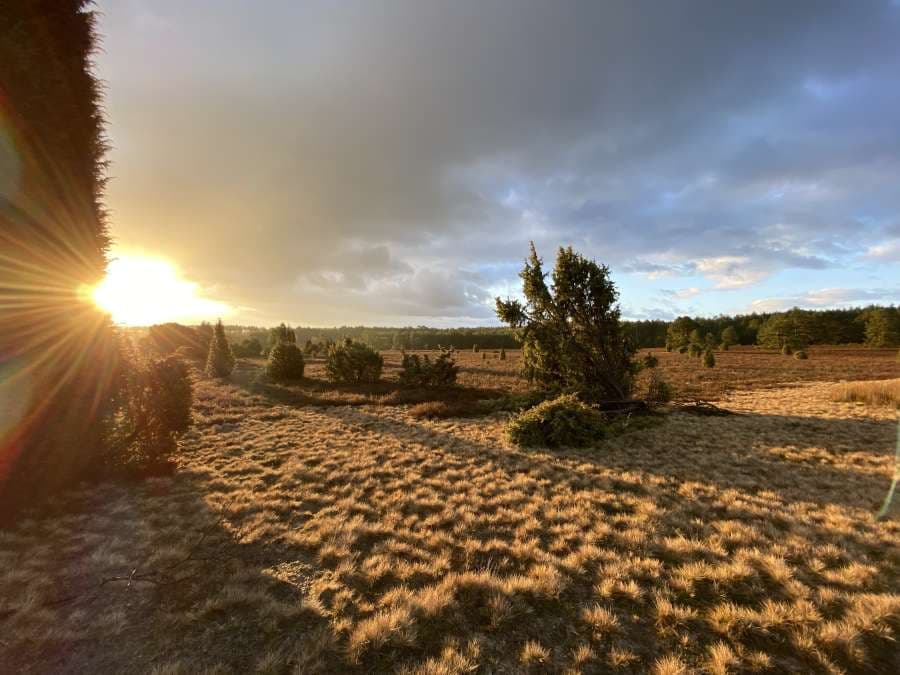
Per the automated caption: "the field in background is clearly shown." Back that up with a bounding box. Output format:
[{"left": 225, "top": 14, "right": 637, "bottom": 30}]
[
  {"left": 248, "top": 346, "right": 900, "bottom": 405},
  {"left": 1, "top": 347, "right": 898, "bottom": 673}
]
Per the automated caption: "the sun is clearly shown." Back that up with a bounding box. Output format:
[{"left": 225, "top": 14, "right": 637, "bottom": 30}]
[{"left": 88, "top": 253, "right": 231, "bottom": 326}]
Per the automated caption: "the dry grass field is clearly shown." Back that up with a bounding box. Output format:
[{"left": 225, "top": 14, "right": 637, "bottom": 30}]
[{"left": 1, "top": 348, "right": 899, "bottom": 673}]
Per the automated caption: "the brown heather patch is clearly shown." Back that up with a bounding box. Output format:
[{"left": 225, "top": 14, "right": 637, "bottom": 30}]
[{"left": 1, "top": 353, "right": 899, "bottom": 673}]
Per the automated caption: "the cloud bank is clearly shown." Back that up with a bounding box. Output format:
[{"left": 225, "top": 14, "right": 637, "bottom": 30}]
[{"left": 96, "top": 1, "right": 900, "bottom": 325}]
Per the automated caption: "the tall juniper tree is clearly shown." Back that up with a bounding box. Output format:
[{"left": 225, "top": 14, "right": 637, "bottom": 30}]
[
  {"left": 1, "top": 1, "right": 118, "bottom": 513},
  {"left": 206, "top": 320, "right": 236, "bottom": 377},
  {"left": 496, "top": 243, "right": 636, "bottom": 401}
]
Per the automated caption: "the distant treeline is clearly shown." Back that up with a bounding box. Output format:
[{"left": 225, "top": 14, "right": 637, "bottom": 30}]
[
  {"left": 139, "top": 305, "right": 899, "bottom": 358},
  {"left": 201, "top": 305, "right": 898, "bottom": 353}
]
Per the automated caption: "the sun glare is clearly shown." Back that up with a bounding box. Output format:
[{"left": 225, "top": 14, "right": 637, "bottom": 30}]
[{"left": 89, "top": 254, "right": 231, "bottom": 326}]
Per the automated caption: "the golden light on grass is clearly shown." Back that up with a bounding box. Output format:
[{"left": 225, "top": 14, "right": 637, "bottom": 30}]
[
  {"left": 86, "top": 253, "right": 231, "bottom": 326},
  {"left": 831, "top": 378, "right": 900, "bottom": 409}
]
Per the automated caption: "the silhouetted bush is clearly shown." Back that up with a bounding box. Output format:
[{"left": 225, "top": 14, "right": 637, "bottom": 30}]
[
  {"left": 233, "top": 337, "right": 263, "bottom": 358},
  {"left": 688, "top": 343, "right": 703, "bottom": 358},
  {"left": 303, "top": 338, "right": 327, "bottom": 356},
  {"left": 205, "top": 320, "right": 236, "bottom": 377},
  {"left": 399, "top": 349, "right": 458, "bottom": 387},
  {"left": 642, "top": 353, "right": 659, "bottom": 369},
  {"left": 500, "top": 348, "right": 507, "bottom": 361},
  {"left": 110, "top": 350, "right": 193, "bottom": 473},
  {"left": 703, "top": 349, "right": 716, "bottom": 368},
  {"left": 782, "top": 343, "right": 793, "bottom": 356},
  {"left": 271, "top": 323, "right": 296, "bottom": 345},
  {"left": 794, "top": 350, "right": 809, "bottom": 360},
  {"left": 506, "top": 394, "right": 606, "bottom": 448},
  {"left": 267, "top": 341, "right": 305, "bottom": 380},
  {"left": 325, "top": 339, "right": 383, "bottom": 384}
]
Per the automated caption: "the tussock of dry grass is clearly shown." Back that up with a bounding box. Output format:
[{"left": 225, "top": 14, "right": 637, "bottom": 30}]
[
  {"left": 832, "top": 378, "right": 900, "bottom": 409},
  {"left": 2, "top": 354, "right": 899, "bottom": 673}
]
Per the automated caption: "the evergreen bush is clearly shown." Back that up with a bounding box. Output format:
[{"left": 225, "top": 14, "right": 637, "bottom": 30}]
[
  {"left": 399, "top": 349, "right": 458, "bottom": 387},
  {"left": 646, "top": 370, "right": 674, "bottom": 405},
  {"left": 205, "top": 320, "right": 236, "bottom": 377},
  {"left": 325, "top": 339, "right": 383, "bottom": 384},
  {"left": 496, "top": 244, "right": 635, "bottom": 401},
  {"left": 506, "top": 394, "right": 607, "bottom": 448},
  {"left": 267, "top": 342, "right": 306, "bottom": 380}
]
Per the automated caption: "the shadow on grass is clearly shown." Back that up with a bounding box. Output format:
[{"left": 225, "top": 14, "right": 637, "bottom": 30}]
[
  {"left": 311, "top": 403, "right": 898, "bottom": 518},
  {"left": 229, "top": 359, "right": 507, "bottom": 410}
]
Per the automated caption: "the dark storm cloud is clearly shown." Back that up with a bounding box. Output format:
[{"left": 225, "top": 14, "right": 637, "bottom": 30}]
[{"left": 97, "top": 0, "right": 900, "bottom": 323}]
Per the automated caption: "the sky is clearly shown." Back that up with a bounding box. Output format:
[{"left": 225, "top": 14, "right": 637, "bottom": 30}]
[{"left": 94, "top": 0, "right": 900, "bottom": 327}]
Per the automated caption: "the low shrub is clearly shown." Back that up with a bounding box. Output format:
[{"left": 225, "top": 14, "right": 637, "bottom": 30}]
[
  {"left": 267, "top": 341, "right": 306, "bottom": 380},
  {"left": 703, "top": 349, "right": 716, "bottom": 368},
  {"left": 506, "top": 394, "right": 607, "bottom": 448},
  {"left": 326, "top": 338, "right": 383, "bottom": 384},
  {"left": 781, "top": 343, "right": 793, "bottom": 356},
  {"left": 688, "top": 343, "right": 703, "bottom": 358},
  {"left": 642, "top": 353, "right": 659, "bottom": 369},
  {"left": 399, "top": 349, "right": 458, "bottom": 387},
  {"left": 481, "top": 390, "right": 554, "bottom": 414},
  {"left": 500, "top": 348, "right": 507, "bottom": 361},
  {"left": 677, "top": 345, "right": 688, "bottom": 354},
  {"left": 409, "top": 400, "right": 484, "bottom": 419},
  {"left": 646, "top": 370, "right": 674, "bottom": 405},
  {"left": 794, "top": 350, "right": 809, "bottom": 360}
]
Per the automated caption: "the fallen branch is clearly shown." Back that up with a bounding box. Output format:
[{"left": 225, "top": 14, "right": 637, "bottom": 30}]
[{"left": 678, "top": 400, "right": 735, "bottom": 416}]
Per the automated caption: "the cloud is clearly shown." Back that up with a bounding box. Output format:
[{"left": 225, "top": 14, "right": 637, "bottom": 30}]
[
  {"left": 93, "top": 0, "right": 900, "bottom": 324},
  {"left": 865, "top": 239, "right": 900, "bottom": 261},
  {"left": 660, "top": 287, "right": 701, "bottom": 300},
  {"left": 749, "top": 287, "right": 899, "bottom": 313}
]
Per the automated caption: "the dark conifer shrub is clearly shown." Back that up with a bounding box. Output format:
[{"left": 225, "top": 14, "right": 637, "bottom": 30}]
[
  {"left": 646, "top": 370, "right": 674, "bottom": 405},
  {"left": 399, "top": 349, "right": 458, "bottom": 387},
  {"left": 267, "top": 342, "right": 305, "bottom": 380},
  {"left": 703, "top": 349, "right": 716, "bottom": 368},
  {"left": 109, "top": 349, "right": 193, "bottom": 473},
  {"left": 205, "top": 320, "right": 236, "bottom": 377},
  {"left": 506, "top": 394, "right": 606, "bottom": 448},
  {"left": 496, "top": 245, "right": 634, "bottom": 401},
  {"left": 325, "top": 339, "right": 383, "bottom": 384}
]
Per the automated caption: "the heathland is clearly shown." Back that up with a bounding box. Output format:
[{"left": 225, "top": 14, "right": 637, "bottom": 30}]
[{"left": 2, "top": 346, "right": 898, "bottom": 674}]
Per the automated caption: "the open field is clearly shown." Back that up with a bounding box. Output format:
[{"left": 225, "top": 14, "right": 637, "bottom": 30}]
[
  {"left": 1, "top": 349, "right": 899, "bottom": 673},
  {"left": 244, "top": 346, "right": 900, "bottom": 406}
]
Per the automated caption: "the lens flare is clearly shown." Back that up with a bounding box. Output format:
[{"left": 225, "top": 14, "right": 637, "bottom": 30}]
[{"left": 87, "top": 253, "right": 231, "bottom": 326}]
